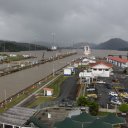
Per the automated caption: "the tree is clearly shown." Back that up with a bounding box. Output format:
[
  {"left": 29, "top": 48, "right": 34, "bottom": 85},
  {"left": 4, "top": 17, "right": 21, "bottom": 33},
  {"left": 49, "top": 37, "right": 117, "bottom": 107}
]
[
  {"left": 77, "top": 96, "right": 89, "bottom": 106},
  {"left": 89, "top": 102, "right": 99, "bottom": 116},
  {"left": 77, "top": 96, "right": 99, "bottom": 115},
  {"left": 119, "top": 104, "right": 128, "bottom": 113}
]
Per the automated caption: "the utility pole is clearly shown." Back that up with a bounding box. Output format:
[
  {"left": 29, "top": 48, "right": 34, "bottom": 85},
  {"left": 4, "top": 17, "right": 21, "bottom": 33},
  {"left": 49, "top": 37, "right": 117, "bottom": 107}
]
[
  {"left": 29, "top": 43, "right": 30, "bottom": 51},
  {"left": 4, "top": 89, "right": 7, "bottom": 108},
  {"left": 35, "top": 44, "right": 36, "bottom": 57},
  {"left": 42, "top": 52, "right": 45, "bottom": 60},
  {"left": 4, "top": 42, "right": 5, "bottom": 52},
  {"left": 72, "top": 40, "right": 74, "bottom": 48},
  {"left": 52, "top": 56, "right": 55, "bottom": 76},
  {"left": 51, "top": 32, "right": 55, "bottom": 47},
  {"left": 53, "top": 63, "right": 55, "bottom": 77},
  {"left": 127, "top": 51, "right": 128, "bottom": 60}
]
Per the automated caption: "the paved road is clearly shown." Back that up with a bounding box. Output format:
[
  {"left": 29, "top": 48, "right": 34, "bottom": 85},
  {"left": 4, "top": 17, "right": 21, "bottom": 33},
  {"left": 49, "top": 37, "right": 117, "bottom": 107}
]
[
  {"left": 57, "top": 75, "right": 78, "bottom": 101},
  {"left": 96, "top": 83, "right": 111, "bottom": 108}
]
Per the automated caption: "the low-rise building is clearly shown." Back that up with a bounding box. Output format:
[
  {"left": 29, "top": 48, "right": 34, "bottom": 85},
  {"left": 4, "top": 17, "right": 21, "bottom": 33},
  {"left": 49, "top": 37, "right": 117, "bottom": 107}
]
[
  {"left": 43, "top": 88, "right": 53, "bottom": 96},
  {"left": 90, "top": 61, "right": 113, "bottom": 77},
  {"left": 107, "top": 56, "right": 128, "bottom": 68},
  {"left": 0, "top": 55, "right": 7, "bottom": 61},
  {"left": 63, "top": 66, "right": 75, "bottom": 76},
  {"left": 82, "top": 57, "right": 96, "bottom": 64},
  {"left": 9, "top": 54, "right": 17, "bottom": 57},
  {"left": 79, "top": 70, "right": 95, "bottom": 84},
  {"left": 22, "top": 54, "right": 30, "bottom": 58},
  {"left": 64, "top": 68, "right": 72, "bottom": 76}
]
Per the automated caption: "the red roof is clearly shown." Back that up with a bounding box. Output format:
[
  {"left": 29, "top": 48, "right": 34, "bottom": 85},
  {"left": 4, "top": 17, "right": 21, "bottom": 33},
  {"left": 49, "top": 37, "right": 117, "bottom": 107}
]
[
  {"left": 108, "top": 56, "right": 128, "bottom": 63},
  {"left": 43, "top": 88, "right": 54, "bottom": 91},
  {"left": 90, "top": 61, "right": 113, "bottom": 68}
]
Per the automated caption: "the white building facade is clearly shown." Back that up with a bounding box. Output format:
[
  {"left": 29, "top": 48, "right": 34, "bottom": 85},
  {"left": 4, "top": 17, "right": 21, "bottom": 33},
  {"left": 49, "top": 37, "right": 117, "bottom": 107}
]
[
  {"left": 43, "top": 88, "right": 53, "bottom": 96},
  {"left": 63, "top": 66, "right": 75, "bottom": 76},
  {"left": 90, "top": 62, "right": 113, "bottom": 77},
  {"left": 107, "top": 56, "right": 128, "bottom": 68}
]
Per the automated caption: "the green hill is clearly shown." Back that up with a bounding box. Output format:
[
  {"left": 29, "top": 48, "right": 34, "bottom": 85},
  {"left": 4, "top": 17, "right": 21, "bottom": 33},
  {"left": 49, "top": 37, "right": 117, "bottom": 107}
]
[
  {"left": 96, "top": 38, "right": 128, "bottom": 50},
  {"left": 0, "top": 40, "right": 47, "bottom": 52}
]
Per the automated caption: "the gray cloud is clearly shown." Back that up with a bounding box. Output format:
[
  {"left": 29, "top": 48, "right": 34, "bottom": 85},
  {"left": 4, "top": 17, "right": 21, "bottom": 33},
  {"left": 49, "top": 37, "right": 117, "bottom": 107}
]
[{"left": 0, "top": 0, "right": 128, "bottom": 45}]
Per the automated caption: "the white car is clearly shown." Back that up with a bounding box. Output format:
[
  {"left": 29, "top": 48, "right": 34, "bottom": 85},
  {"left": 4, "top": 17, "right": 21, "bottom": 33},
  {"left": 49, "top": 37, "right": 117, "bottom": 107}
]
[
  {"left": 110, "top": 100, "right": 122, "bottom": 105},
  {"left": 96, "top": 80, "right": 106, "bottom": 84},
  {"left": 109, "top": 91, "right": 118, "bottom": 97},
  {"left": 86, "top": 88, "right": 95, "bottom": 91}
]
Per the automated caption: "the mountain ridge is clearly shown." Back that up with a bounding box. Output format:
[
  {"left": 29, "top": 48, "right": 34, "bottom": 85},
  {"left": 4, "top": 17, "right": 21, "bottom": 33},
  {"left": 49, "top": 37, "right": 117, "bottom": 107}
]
[
  {"left": 0, "top": 40, "right": 47, "bottom": 52},
  {"left": 95, "top": 38, "right": 128, "bottom": 50},
  {"left": 73, "top": 38, "right": 128, "bottom": 51}
]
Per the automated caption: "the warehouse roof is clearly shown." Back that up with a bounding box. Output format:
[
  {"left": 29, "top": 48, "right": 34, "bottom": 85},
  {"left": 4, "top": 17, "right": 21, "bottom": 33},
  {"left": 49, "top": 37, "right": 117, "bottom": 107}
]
[
  {"left": 108, "top": 56, "right": 128, "bottom": 63},
  {"left": 90, "top": 61, "right": 113, "bottom": 68}
]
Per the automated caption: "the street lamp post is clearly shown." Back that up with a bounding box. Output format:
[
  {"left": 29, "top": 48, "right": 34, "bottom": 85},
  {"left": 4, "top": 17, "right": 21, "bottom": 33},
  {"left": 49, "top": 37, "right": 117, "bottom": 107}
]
[
  {"left": 51, "top": 32, "right": 55, "bottom": 47},
  {"left": 53, "top": 63, "right": 55, "bottom": 77},
  {"left": 4, "top": 42, "right": 5, "bottom": 52},
  {"left": 52, "top": 57, "right": 55, "bottom": 77},
  {"left": 4, "top": 89, "right": 7, "bottom": 108}
]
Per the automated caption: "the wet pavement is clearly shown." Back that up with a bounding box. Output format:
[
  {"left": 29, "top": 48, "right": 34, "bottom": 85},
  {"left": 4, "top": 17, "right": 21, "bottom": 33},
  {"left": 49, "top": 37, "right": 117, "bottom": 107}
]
[{"left": 57, "top": 76, "right": 78, "bottom": 102}]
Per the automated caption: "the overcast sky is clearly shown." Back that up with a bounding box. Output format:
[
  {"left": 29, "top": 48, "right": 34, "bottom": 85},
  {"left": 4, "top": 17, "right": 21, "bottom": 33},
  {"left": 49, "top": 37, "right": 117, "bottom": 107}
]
[{"left": 0, "top": 0, "right": 128, "bottom": 45}]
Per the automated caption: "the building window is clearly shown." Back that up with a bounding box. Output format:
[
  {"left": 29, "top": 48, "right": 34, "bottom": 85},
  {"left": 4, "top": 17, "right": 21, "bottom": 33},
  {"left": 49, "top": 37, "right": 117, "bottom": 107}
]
[
  {"left": 93, "top": 69, "right": 97, "bottom": 71},
  {"left": 105, "top": 69, "right": 109, "bottom": 71},
  {"left": 99, "top": 69, "right": 102, "bottom": 71}
]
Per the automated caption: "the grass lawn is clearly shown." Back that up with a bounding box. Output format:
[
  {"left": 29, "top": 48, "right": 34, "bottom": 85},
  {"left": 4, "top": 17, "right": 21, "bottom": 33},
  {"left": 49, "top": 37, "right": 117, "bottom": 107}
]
[
  {"left": 0, "top": 94, "right": 27, "bottom": 113},
  {"left": 26, "top": 96, "right": 54, "bottom": 108},
  {"left": 98, "top": 111, "right": 110, "bottom": 116},
  {"left": 48, "top": 75, "right": 68, "bottom": 97},
  {"left": 8, "top": 55, "right": 25, "bottom": 61},
  {"left": 0, "top": 86, "right": 39, "bottom": 113}
]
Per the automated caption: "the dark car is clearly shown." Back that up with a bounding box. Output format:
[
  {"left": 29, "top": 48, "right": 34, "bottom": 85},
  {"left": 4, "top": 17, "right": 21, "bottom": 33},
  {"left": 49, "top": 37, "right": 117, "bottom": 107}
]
[
  {"left": 105, "top": 84, "right": 112, "bottom": 89},
  {"left": 123, "top": 98, "right": 128, "bottom": 103},
  {"left": 58, "top": 102, "right": 65, "bottom": 107}
]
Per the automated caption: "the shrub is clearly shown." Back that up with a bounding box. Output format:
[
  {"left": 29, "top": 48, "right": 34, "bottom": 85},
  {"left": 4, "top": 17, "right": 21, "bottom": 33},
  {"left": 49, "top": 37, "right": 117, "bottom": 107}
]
[
  {"left": 119, "top": 104, "right": 128, "bottom": 113},
  {"left": 77, "top": 96, "right": 89, "bottom": 106},
  {"left": 89, "top": 102, "right": 99, "bottom": 116}
]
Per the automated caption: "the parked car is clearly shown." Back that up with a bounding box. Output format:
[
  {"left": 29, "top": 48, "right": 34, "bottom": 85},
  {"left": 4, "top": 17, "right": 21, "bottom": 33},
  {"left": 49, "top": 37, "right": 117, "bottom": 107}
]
[
  {"left": 109, "top": 95, "right": 118, "bottom": 101},
  {"left": 120, "top": 93, "right": 128, "bottom": 98},
  {"left": 109, "top": 91, "right": 118, "bottom": 97},
  {"left": 110, "top": 99, "right": 122, "bottom": 105},
  {"left": 86, "top": 87, "right": 95, "bottom": 91},
  {"left": 105, "top": 84, "right": 112, "bottom": 89},
  {"left": 66, "top": 101, "right": 73, "bottom": 107},
  {"left": 123, "top": 98, "right": 128, "bottom": 103},
  {"left": 96, "top": 80, "right": 106, "bottom": 84},
  {"left": 59, "top": 102, "right": 65, "bottom": 107},
  {"left": 87, "top": 94, "right": 97, "bottom": 99}
]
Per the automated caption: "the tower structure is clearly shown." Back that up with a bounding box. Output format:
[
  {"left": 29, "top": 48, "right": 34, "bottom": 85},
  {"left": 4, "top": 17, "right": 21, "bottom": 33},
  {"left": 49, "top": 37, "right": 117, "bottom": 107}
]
[{"left": 84, "top": 45, "right": 91, "bottom": 56}]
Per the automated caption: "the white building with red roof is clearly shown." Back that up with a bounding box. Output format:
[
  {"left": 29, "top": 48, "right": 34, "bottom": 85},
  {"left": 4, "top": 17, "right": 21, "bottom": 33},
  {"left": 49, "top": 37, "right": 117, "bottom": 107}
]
[
  {"left": 107, "top": 56, "right": 128, "bottom": 68},
  {"left": 90, "top": 61, "right": 113, "bottom": 77},
  {"left": 43, "top": 88, "right": 54, "bottom": 96},
  {"left": 79, "top": 61, "right": 113, "bottom": 84}
]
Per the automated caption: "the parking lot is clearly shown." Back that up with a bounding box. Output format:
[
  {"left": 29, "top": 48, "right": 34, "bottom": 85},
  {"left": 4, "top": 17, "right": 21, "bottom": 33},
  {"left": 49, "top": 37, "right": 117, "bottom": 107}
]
[{"left": 86, "top": 66, "right": 128, "bottom": 109}]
